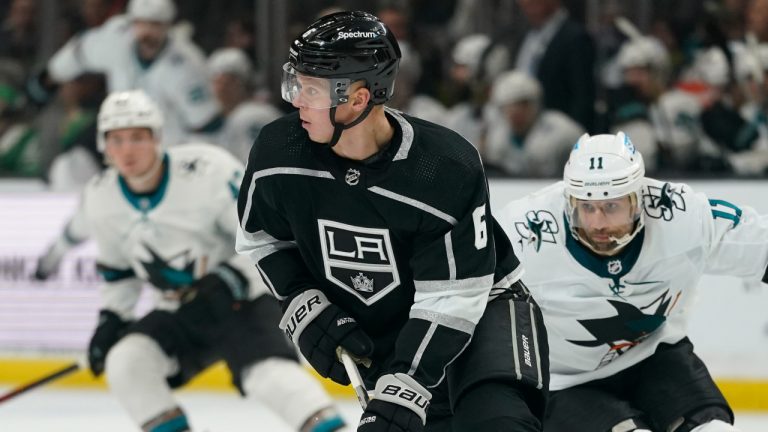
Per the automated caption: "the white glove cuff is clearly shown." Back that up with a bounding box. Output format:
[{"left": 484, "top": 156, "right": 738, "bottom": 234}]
[
  {"left": 373, "top": 373, "right": 432, "bottom": 425},
  {"left": 278, "top": 289, "right": 331, "bottom": 344}
]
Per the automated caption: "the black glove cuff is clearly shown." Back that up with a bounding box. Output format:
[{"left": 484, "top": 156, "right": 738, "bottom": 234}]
[
  {"left": 97, "top": 309, "right": 127, "bottom": 331},
  {"left": 206, "top": 263, "right": 249, "bottom": 301}
]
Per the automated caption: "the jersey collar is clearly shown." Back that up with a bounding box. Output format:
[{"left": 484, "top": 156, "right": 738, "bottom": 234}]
[
  {"left": 563, "top": 213, "right": 645, "bottom": 292},
  {"left": 118, "top": 153, "right": 170, "bottom": 213}
]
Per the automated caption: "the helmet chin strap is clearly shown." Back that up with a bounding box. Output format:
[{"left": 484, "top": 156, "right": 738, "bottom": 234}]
[{"left": 328, "top": 102, "right": 374, "bottom": 147}]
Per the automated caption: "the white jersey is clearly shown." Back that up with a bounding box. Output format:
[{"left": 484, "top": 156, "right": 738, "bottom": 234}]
[
  {"left": 215, "top": 101, "right": 281, "bottom": 161},
  {"left": 48, "top": 15, "right": 220, "bottom": 146},
  {"left": 485, "top": 110, "right": 584, "bottom": 176},
  {"left": 650, "top": 89, "right": 719, "bottom": 166},
  {"left": 497, "top": 179, "right": 768, "bottom": 390},
  {"left": 80, "top": 143, "right": 265, "bottom": 320}
]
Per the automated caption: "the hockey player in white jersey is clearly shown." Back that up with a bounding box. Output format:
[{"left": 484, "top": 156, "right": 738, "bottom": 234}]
[
  {"left": 27, "top": 0, "right": 223, "bottom": 146},
  {"left": 496, "top": 131, "right": 767, "bottom": 431},
  {"left": 76, "top": 89, "right": 345, "bottom": 432}
]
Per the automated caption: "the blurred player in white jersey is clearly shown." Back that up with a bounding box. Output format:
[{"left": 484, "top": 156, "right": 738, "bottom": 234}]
[
  {"left": 66, "top": 89, "right": 344, "bottom": 432},
  {"left": 496, "top": 131, "right": 768, "bottom": 431},
  {"left": 207, "top": 48, "right": 281, "bottom": 161},
  {"left": 484, "top": 70, "right": 583, "bottom": 176},
  {"left": 27, "top": 0, "right": 223, "bottom": 146}
]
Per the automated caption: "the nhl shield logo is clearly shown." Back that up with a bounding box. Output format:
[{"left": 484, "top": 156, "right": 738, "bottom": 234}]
[
  {"left": 345, "top": 168, "right": 361, "bottom": 185},
  {"left": 318, "top": 219, "right": 400, "bottom": 304},
  {"left": 607, "top": 259, "right": 622, "bottom": 275}
]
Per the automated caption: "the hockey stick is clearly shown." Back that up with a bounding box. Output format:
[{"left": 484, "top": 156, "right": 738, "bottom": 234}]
[
  {"left": 0, "top": 361, "right": 82, "bottom": 404},
  {"left": 337, "top": 347, "right": 371, "bottom": 409}
]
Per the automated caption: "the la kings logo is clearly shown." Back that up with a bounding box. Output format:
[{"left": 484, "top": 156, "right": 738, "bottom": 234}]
[{"left": 318, "top": 219, "right": 400, "bottom": 305}]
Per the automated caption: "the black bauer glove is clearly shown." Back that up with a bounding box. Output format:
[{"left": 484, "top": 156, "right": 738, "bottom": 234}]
[
  {"left": 177, "top": 263, "right": 249, "bottom": 323},
  {"left": 88, "top": 309, "right": 130, "bottom": 376},
  {"left": 358, "top": 373, "right": 432, "bottom": 432},
  {"left": 279, "top": 289, "right": 374, "bottom": 385}
]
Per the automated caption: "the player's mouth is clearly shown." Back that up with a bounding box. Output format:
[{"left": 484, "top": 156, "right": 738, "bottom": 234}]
[{"left": 589, "top": 232, "right": 611, "bottom": 242}]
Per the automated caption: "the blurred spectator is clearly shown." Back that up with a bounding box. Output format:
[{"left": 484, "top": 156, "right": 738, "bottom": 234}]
[
  {"left": 514, "top": 0, "right": 596, "bottom": 132},
  {"left": 28, "top": 0, "right": 223, "bottom": 148},
  {"left": 80, "top": 0, "right": 117, "bottom": 28},
  {"left": 224, "top": 17, "right": 255, "bottom": 60},
  {"left": 35, "top": 73, "right": 105, "bottom": 190},
  {"left": 484, "top": 70, "right": 583, "bottom": 176},
  {"left": 377, "top": 5, "right": 448, "bottom": 126},
  {"left": 689, "top": 42, "right": 768, "bottom": 174},
  {"left": 748, "top": 0, "right": 768, "bottom": 42},
  {"left": 43, "top": 75, "right": 103, "bottom": 192},
  {"left": 386, "top": 38, "right": 448, "bottom": 126},
  {"left": 444, "top": 34, "right": 507, "bottom": 150},
  {"left": 208, "top": 48, "right": 280, "bottom": 161},
  {"left": 0, "top": 0, "right": 38, "bottom": 73},
  {"left": 605, "top": 32, "right": 669, "bottom": 172},
  {"left": 0, "top": 77, "right": 40, "bottom": 177}
]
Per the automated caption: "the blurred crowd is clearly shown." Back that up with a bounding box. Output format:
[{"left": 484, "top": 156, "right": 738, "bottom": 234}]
[{"left": 2, "top": 0, "right": 768, "bottom": 189}]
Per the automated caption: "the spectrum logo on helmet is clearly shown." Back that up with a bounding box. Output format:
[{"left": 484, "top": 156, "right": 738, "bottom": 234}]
[{"left": 337, "top": 31, "right": 378, "bottom": 40}]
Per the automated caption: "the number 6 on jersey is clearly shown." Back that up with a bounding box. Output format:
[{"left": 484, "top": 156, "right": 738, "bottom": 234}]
[{"left": 473, "top": 205, "right": 488, "bottom": 250}]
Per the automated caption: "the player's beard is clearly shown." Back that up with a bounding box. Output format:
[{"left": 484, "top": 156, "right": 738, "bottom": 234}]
[{"left": 578, "top": 225, "right": 633, "bottom": 256}]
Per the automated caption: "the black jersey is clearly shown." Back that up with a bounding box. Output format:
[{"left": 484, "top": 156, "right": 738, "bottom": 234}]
[{"left": 236, "top": 107, "right": 522, "bottom": 388}]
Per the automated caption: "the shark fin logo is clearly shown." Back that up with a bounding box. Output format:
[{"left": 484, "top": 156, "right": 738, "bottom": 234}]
[
  {"left": 514, "top": 210, "right": 559, "bottom": 252},
  {"left": 568, "top": 289, "right": 680, "bottom": 369},
  {"left": 138, "top": 244, "right": 197, "bottom": 293},
  {"left": 643, "top": 183, "right": 686, "bottom": 221}
]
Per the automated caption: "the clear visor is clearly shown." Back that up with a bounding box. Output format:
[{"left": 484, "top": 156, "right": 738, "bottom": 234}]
[
  {"left": 567, "top": 192, "right": 642, "bottom": 254},
  {"left": 281, "top": 63, "right": 352, "bottom": 109}
]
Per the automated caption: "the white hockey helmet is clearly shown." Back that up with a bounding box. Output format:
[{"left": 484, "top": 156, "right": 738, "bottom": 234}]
[
  {"left": 97, "top": 90, "right": 163, "bottom": 152},
  {"left": 617, "top": 37, "right": 669, "bottom": 72},
  {"left": 490, "top": 70, "right": 542, "bottom": 106},
  {"left": 452, "top": 34, "right": 491, "bottom": 72},
  {"left": 563, "top": 132, "right": 646, "bottom": 254},
  {"left": 127, "top": 0, "right": 176, "bottom": 23},
  {"left": 208, "top": 48, "right": 252, "bottom": 80}
]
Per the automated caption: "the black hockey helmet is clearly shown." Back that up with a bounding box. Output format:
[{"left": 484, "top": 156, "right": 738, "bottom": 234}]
[{"left": 282, "top": 11, "right": 401, "bottom": 108}]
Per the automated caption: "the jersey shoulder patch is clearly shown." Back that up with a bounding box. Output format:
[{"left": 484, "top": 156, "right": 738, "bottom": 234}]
[{"left": 641, "top": 179, "right": 688, "bottom": 222}]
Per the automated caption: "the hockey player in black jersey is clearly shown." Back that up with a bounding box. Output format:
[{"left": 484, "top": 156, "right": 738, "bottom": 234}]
[{"left": 236, "top": 11, "right": 548, "bottom": 432}]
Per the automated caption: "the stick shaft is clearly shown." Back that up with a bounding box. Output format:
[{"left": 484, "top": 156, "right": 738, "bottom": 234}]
[
  {"left": 0, "top": 362, "right": 80, "bottom": 404},
  {"left": 339, "top": 349, "right": 370, "bottom": 409}
]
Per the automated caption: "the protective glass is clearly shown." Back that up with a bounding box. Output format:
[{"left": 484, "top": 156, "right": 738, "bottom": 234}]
[
  {"left": 281, "top": 63, "right": 351, "bottom": 109},
  {"left": 566, "top": 192, "right": 642, "bottom": 253}
]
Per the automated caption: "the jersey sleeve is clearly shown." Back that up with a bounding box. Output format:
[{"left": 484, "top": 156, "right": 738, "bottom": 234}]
[
  {"left": 166, "top": 44, "right": 221, "bottom": 131},
  {"left": 235, "top": 142, "right": 317, "bottom": 300},
  {"left": 86, "top": 205, "right": 142, "bottom": 321},
  {"left": 700, "top": 192, "right": 768, "bottom": 282},
  {"left": 39, "top": 198, "right": 92, "bottom": 274},
  {"left": 47, "top": 16, "right": 124, "bottom": 82},
  {"left": 211, "top": 154, "right": 269, "bottom": 298},
  {"left": 390, "top": 166, "right": 498, "bottom": 388}
]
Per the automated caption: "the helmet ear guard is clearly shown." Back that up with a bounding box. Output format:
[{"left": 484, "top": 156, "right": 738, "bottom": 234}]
[{"left": 563, "top": 132, "right": 646, "bottom": 254}]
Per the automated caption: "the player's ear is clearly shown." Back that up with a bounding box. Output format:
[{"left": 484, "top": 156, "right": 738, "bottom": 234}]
[{"left": 350, "top": 86, "right": 371, "bottom": 112}]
